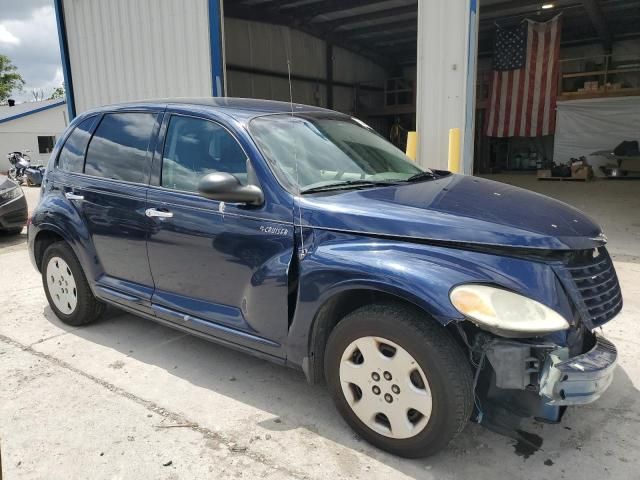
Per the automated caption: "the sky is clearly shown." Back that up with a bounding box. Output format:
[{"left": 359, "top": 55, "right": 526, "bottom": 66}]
[{"left": 0, "top": 0, "right": 62, "bottom": 103}]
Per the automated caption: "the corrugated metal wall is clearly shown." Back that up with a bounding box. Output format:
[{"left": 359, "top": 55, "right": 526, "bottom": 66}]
[
  {"left": 62, "top": 0, "right": 213, "bottom": 113},
  {"left": 224, "top": 18, "right": 387, "bottom": 113},
  {"left": 61, "top": 2, "right": 388, "bottom": 115},
  {"left": 225, "top": 18, "right": 326, "bottom": 107}
]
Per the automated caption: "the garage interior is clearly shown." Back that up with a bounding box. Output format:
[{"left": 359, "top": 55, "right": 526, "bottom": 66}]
[{"left": 222, "top": 0, "right": 640, "bottom": 177}]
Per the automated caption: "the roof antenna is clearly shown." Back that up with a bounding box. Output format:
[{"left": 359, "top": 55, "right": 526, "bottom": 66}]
[{"left": 285, "top": 34, "right": 306, "bottom": 258}]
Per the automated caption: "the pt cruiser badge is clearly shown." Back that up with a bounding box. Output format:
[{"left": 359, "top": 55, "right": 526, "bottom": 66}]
[{"left": 259, "top": 225, "right": 289, "bottom": 236}]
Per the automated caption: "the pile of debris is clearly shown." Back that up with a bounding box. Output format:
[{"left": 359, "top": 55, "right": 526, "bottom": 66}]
[{"left": 537, "top": 157, "right": 593, "bottom": 182}]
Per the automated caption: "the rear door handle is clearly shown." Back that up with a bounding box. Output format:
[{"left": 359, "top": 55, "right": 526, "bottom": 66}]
[
  {"left": 145, "top": 208, "right": 174, "bottom": 218},
  {"left": 65, "top": 192, "right": 84, "bottom": 201}
]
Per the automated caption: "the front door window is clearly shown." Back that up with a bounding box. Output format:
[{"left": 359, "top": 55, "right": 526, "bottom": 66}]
[{"left": 161, "top": 116, "right": 248, "bottom": 192}]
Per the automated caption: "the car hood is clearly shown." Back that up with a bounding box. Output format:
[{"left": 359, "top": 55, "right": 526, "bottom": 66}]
[{"left": 299, "top": 174, "right": 603, "bottom": 250}]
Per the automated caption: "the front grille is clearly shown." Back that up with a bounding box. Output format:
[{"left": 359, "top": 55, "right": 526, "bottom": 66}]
[{"left": 565, "top": 247, "right": 622, "bottom": 327}]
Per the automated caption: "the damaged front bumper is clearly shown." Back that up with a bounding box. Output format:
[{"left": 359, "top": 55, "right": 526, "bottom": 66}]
[
  {"left": 539, "top": 334, "right": 616, "bottom": 405},
  {"left": 475, "top": 330, "right": 617, "bottom": 424}
]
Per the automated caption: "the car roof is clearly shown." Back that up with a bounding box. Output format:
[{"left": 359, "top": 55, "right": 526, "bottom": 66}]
[{"left": 81, "top": 97, "right": 338, "bottom": 123}]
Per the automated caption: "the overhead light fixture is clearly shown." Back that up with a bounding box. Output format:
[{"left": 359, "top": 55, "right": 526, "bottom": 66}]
[{"left": 541, "top": 3, "right": 555, "bottom": 9}]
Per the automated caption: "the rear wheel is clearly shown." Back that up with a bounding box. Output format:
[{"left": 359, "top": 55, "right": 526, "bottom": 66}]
[
  {"left": 324, "top": 302, "right": 473, "bottom": 458},
  {"left": 42, "top": 241, "right": 105, "bottom": 326}
]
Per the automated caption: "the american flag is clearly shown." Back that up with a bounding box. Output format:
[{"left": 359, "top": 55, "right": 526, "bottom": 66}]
[{"left": 486, "top": 15, "right": 562, "bottom": 138}]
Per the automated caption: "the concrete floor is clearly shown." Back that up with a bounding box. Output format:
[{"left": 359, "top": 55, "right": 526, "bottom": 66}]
[
  {"left": 482, "top": 174, "right": 640, "bottom": 260},
  {"left": 0, "top": 176, "right": 638, "bottom": 479}
]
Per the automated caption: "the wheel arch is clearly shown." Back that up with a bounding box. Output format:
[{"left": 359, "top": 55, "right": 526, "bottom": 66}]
[
  {"left": 304, "top": 285, "right": 454, "bottom": 385},
  {"left": 32, "top": 226, "right": 70, "bottom": 272}
]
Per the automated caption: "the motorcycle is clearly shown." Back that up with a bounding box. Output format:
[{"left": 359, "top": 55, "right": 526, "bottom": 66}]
[
  {"left": 24, "top": 165, "right": 46, "bottom": 186},
  {"left": 7, "top": 150, "right": 45, "bottom": 186}
]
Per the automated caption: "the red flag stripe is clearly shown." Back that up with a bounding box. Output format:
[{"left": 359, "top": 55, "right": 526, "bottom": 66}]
[
  {"left": 518, "top": 24, "right": 533, "bottom": 137},
  {"left": 522, "top": 22, "right": 538, "bottom": 136},
  {"left": 502, "top": 70, "right": 514, "bottom": 137},
  {"left": 486, "top": 71, "right": 499, "bottom": 136},
  {"left": 549, "top": 17, "right": 562, "bottom": 133},
  {"left": 513, "top": 62, "right": 526, "bottom": 136},
  {"left": 542, "top": 18, "right": 559, "bottom": 135},
  {"left": 497, "top": 71, "right": 507, "bottom": 137},
  {"left": 506, "top": 69, "right": 522, "bottom": 137},
  {"left": 536, "top": 23, "right": 552, "bottom": 136}
]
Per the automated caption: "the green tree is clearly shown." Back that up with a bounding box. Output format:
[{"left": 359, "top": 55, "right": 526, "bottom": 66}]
[
  {"left": 0, "top": 54, "right": 25, "bottom": 102},
  {"left": 49, "top": 84, "right": 65, "bottom": 100}
]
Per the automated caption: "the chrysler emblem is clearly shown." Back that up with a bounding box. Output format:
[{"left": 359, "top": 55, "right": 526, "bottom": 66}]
[{"left": 591, "top": 232, "right": 608, "bottom": 244}]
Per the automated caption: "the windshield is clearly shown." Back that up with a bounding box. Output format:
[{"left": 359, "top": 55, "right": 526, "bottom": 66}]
[{"left": 248, "top": 113, "right": 424, "bottom": 192}]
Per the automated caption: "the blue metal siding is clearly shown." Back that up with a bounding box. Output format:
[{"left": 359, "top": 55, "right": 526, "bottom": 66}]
[
  {"left": 0, "top": 100, "right": 66, "bottom": 125},
  {"left": 53, "top": 0, "right": 76, "bottom": 119},
  {"left": 208, "top": 0, "right": 225, "bottom": 96}
]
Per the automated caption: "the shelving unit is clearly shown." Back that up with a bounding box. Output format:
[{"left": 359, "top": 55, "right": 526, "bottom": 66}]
[{"left": 558, "top": 54, "right": 640, "bottom": 101}]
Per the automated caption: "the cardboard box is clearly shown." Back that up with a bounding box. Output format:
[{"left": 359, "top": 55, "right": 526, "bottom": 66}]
[
  {"left": 584, "top": 81, "right": 599, "bottom": 91},
  {"left": 572, "top": 166, "right": 593, "bottom": 180},
  {"left": 537, "top": 169, "right": 552, "bottom": 178}
]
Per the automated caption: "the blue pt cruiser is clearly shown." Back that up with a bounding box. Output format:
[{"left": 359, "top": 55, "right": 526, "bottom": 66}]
[{"left": 28, "top": 99, "right": 621, "bottom": 457}]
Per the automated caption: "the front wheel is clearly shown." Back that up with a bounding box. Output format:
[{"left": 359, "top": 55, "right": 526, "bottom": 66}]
[{"left": 324, "top": 302, "right": 473, "bottom": 458}]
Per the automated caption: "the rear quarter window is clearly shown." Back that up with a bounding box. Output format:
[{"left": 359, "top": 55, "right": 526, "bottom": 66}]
[
  {"left": 57, "top": 116, "right": 98, "bottom": 173},
  {"left": 84, "top": 112, "right": 157, "bottom": 183}
]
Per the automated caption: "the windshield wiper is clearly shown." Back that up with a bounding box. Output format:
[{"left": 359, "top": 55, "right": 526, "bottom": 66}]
[
  {"left": 405, "top": 170, "right": 439, "bottom": 182},
  {"left": 301, "top": 179, "right": 399, "bottom": 194}
]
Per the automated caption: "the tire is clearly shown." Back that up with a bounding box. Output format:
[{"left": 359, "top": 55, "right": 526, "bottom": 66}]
[
  {"left": 324, "top": 302, "right": 473, "bottom": 458},
  {"left": 42, "top": 241, "right": 105, "bottom": 326}
]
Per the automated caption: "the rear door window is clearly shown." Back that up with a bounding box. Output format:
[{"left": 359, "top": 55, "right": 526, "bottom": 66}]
[
  {"left": 84, "top": 112, "right": 156, "bottom": 183},
  {"left": 161, "top": 115, "right": 248, "bottom": 192},
  {"left": 57, "top": 116, "right": 98, "bottom": 173}
]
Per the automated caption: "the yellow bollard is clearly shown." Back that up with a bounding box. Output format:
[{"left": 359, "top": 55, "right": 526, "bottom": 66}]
[
  {"left": 405, "top": 131, "right": 417, "bottom": 161},
  {"left": 448, "top": 128, "right": 461, "bottom": 173}
]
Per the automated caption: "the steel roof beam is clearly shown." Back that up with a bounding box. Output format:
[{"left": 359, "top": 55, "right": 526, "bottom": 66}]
[
  {"left": 581, "top": 0, "right": 613, "bottom": 51},
  {"left": 319, "top": 4, "right": 417, "bottom": 30},
  {"left": 337, "top": 18, "right": 417, "bottom": 37},
  {"left": 480, "top": 0, "right": 581, "bottom": 21},
  {"left": 284, "top": 0, "right": 393, "bottom": 21}
]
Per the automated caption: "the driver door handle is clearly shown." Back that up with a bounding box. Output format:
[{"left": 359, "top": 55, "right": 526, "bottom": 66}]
[
  {"left": 145, "top": 208, "right": 174, "bottom": 219},
  {"left": 65, "top": 192, "right": 84, "bottom": 201}
]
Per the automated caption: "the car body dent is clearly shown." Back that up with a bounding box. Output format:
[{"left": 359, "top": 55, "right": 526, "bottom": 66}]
[
  {"left": 29, "top": 187, "right": 93, "bottom": 270},
  {"left": 287, "top": 228, "right": 576, "bottom": 368}
]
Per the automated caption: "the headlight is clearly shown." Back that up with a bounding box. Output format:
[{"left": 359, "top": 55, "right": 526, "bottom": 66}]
[
  {"left": 450, "top": 284, "right": 569, "bottom": 336},
  {"left": 0, "top": 186, "right": 23, "bottom": 202}
]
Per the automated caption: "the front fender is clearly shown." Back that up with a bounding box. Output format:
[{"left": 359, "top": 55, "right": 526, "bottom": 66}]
[{"left": 285, "top": 229, "right": 574, "bottom": 370}]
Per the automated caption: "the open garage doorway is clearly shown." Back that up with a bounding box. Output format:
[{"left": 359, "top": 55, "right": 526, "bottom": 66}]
[{"left": 222, "top": 1, "right": 419, "bottom": 154}]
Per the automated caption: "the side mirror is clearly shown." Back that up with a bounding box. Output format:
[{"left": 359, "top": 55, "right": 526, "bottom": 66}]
[{"left": 197, "top": 172, "right": 264, "bottom": 206}]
